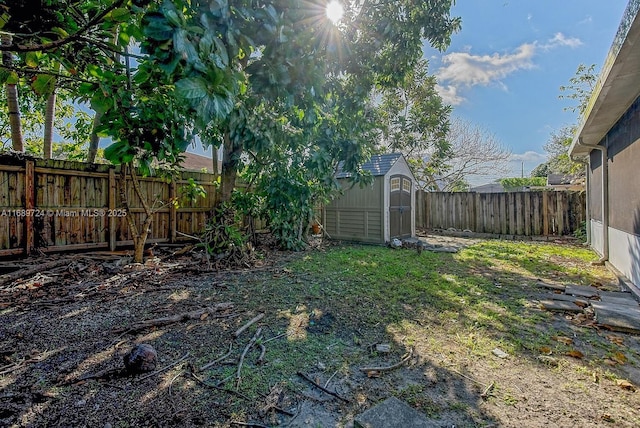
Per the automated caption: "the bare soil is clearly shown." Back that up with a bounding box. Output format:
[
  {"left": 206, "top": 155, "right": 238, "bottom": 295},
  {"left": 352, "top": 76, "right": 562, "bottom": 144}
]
[{"left": 1, "top": 236, "right": 640, "bottom": 427}]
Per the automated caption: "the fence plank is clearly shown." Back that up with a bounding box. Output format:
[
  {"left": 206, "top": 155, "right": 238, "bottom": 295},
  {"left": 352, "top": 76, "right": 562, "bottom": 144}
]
[
  {"left": 418, "top": 190, "right": 585, "bottom": 237},
  {"left": 0, "top": 158, "right": 219, "bottom": 255}
]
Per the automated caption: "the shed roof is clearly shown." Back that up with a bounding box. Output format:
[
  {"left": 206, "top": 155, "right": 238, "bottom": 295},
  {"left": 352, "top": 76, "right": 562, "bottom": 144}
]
[{"left": 335, "top": 153, "right": 403, "bottom": 179}]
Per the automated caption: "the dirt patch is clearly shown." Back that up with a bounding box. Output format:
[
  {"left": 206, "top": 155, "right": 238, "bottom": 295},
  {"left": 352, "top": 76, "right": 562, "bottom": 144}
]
[{"left": 1, "top": 239, "right": 640, "bottom": 427}]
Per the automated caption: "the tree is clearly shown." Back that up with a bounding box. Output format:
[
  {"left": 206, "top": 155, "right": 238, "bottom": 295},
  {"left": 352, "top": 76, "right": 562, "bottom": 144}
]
[
  {"left": 530, "top": 162, "right": 551, "bottom": 178},
  {"left": 533, "top": 125, "right": 584, "bottom": 178},
  {"left": 1, "top": 33, "right": 23, "bottom": 151},
  {"left": 1, "top": 0, "right": 462, "bottom": 255},
  {"left": 376, "top": 58, "right": 453, "bottom": 190},
  {"left": 559, "top": 63, "right": 597, "bottom": 114},
  {"left": 98, "top": 0, "right": 461, "bottom": 249},
  {"left": 414, "top": 118, "right": 512, "bottom": 192},
  {"left": 532, "top": 64, "right": 600, "bottom": 178},
  {"left": 0, "top": 79, "right": 93, "bottom": 156}
]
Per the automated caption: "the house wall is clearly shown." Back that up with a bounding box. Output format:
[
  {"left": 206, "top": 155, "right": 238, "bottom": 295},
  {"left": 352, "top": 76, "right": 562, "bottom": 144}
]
[
  {"left": 324, "top": 176, "right": 385, "bottom": 244},
  {"left": 589, "top": 94, "right": 640, "bottom": 285}
]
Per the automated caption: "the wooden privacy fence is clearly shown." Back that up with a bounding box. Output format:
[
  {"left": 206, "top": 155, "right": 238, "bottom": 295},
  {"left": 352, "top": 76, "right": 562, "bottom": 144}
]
[
  {"left": 416, "top": 190, "right": 586, "bottom": 237},
  {"left": 0, "top": 156, "right": 218, "bottom": 257}
]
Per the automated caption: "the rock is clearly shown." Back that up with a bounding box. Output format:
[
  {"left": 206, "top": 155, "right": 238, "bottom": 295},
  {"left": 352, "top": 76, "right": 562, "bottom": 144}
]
[
  {"left": 492, "top": 348, "right": 508, "bottom": 359},
  {"left": 123, "top": 344, "right": 157, "bottom": 373}
]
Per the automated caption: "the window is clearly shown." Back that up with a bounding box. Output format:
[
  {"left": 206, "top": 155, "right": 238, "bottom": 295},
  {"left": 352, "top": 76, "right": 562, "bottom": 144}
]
[
  {"left": 391, "top": 177, "right": 401, "bottom": 191},
  {"left": 402, "top": 178, "right": 411, "bottom": 193}
]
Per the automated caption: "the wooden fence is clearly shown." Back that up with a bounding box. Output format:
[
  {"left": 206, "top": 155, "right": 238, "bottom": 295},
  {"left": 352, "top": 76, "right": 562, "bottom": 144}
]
[
  {"left": 0, "top": 156, "right": 218, "bottom": 257},
  {"left": 416, "top": 190, "right": 586, "bottom": 237}
]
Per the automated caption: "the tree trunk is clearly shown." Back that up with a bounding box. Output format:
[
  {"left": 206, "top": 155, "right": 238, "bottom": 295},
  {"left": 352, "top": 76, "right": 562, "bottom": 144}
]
[
  {"left": 43, "top": 88, "right": 56, "bottom": 159},
  {"left": 87, "top": 111, "right": 103, "bottom": 163},
  {"left": 119, "top": 164, "right": 154, "bottom": 263},
  {"left": 2, "top": 33, "right": 24, "bottom": 152},
  {"left": 220, "top": 132, "right": 239, "bottom": 203}
]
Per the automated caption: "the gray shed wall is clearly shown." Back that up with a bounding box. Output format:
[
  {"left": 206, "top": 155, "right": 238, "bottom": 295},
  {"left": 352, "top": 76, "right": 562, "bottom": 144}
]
[{"left": 324, "top": 176, "right": 385, "bottom": 244}]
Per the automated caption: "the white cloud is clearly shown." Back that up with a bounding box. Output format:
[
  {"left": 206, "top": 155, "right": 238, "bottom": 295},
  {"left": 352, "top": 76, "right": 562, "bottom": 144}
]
[
  {"left": 509, "top": 151, "right": 547, "bottom": 162},
  {"left": 539, "top": 32, "right": 583, "bottom": 50},
  {"left": 435, "top": 84, "right": 464, "bottom": 106},
  {"left": 435, "top": 32, "right": 582, "bottom": 104},
  {"left": 436, "top": 43, "right": 536, "bottom": 88}
]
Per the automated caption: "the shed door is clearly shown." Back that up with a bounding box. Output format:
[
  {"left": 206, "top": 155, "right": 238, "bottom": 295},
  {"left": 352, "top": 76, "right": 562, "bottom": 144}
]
[{"left": 390, "top": 175, "right": 412, "bottom": 238}]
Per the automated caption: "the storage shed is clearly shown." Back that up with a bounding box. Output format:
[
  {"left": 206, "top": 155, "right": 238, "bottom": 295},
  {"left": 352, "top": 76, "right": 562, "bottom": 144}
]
[{"left": 323, "top": 153, "right": 416, "bottom": 244}]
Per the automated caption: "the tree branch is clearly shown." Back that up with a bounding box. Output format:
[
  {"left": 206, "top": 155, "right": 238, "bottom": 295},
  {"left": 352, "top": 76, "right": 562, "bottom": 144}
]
[{"left": 0, "top": 0, "right": 128, "bottom": 53}]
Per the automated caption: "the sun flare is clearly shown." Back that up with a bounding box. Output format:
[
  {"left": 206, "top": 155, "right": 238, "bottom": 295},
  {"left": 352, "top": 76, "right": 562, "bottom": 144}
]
[{"left": 326, "top": 1, "right": 344, "bottom": 24}]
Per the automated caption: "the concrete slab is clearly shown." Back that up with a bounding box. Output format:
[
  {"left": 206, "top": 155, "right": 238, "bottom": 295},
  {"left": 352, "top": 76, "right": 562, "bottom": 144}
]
[
  {"left": 592, "top": 301, "right": 640, "bottom": 333},
  {"left": 354, "top": 397, "right": 435, "bottom": 428},
  {"left": 598, "top": 292, "right": 639, "bottom": 307},
  {"left": 565, "top": 284, "right": 600, "bottom": 298},
  {"left": 545, "top": 294, "right": 590, "bottom": 306},
  {"left": 539, "top": 299, "right": 584, "bottom": 313}
]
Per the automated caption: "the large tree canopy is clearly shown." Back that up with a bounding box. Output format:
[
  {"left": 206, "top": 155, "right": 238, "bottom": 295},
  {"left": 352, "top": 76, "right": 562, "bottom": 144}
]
[{"left": 1, "top": 0, "right": 461, "bottom": 249}]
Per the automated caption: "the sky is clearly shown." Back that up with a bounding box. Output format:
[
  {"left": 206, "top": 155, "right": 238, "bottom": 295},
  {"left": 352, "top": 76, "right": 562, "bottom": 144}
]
[{"left": 425, "top": 0, "right": 629, "bottom": 184}]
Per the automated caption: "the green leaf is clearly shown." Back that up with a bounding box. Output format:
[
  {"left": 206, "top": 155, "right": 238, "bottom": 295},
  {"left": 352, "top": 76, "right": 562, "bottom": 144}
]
[
  {"left": 175, "top": 77, "right": 208, "bottom": 101},
  {"left": 6, "top": 72, "right": 19, "bottom": 85},
  {"left": 143, "top": 13, "right": 174, "bottom": 41},
  {"left": 109, "top": 8, "right": 131, "bottom": 23},
  {"left": 165, "top": 9, "right": 182, "bottom": 27},
  {"left": 25, "top": 52, "right": 39, "bottom": 68},
  {"left": 90, "top": 94, "right": 113, "bottom": 115},
  {"left": 31, "top": 74, "right": 56, "bottom": 96},
  {"left": 104, "top": 141, "right": 135, "bottom": 164}
]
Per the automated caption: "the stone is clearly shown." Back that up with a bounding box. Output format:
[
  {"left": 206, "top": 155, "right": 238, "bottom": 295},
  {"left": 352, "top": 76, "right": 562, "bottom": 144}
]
[
  {"left": 592, "top": 301, "right": 640, "bottom": 333},
  {"left": 123, "top": 344, "right": 158, "bottom": 373},
  {"left": 598, "top": 291, "right": 638, "bottom": 306},
  {"left": 354, "top": 397, "right": 435, "bottom": 428}
]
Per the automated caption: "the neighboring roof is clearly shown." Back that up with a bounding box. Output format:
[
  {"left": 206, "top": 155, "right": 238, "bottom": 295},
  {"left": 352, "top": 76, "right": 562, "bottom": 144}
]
[
  {"left": 335, "top": 153, "right": 403, "bottom": 179},
  {"left": 180, "top": 152, "right": 217, "bottom": 172},
  {"left": 470, "top": 183, "right": 505, "bottom": 193},
  {"left": 570, "top": 1, "right": 640, "bottom": 156},
  {"left": 547, "top": 173, "right": 575, "bottom": 186}
]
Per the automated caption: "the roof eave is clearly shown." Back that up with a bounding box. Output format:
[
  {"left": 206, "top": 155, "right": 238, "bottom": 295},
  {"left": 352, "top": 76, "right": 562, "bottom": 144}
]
[{"left": 570, "top": 1, "right": 640, "bottom": 157}]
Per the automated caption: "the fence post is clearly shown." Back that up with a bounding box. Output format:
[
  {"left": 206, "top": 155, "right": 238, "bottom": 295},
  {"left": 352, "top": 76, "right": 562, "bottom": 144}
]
[
  {"left": 108, "top": 167, "right": 117, "bottom": 251},
  {"left": 542, "top": 191, "right": 549, "bottom": 236},
  {"left": 169, "top": 180, "right": 177, "bottom": 243},
  {"left": 24, "top": 160, "right": 35, "bottom": 256}
]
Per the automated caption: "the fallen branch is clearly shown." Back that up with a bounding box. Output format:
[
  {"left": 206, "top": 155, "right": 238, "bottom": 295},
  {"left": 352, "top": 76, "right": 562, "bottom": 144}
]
[
  {"left": 0, "top": 258, "right": 71, "bottom": 288},
  {"left": 359, "top": 348, "right": 414, "bottom": 373},
  {"left": 113, "top": 303, "right": 233, "bottom": 333},
  {"left": 230, "top": 422, "right": 270, "bottom": 428},
  {"left": 262, "top": 332, "right": 286, "bottom": 344},
  {"left": 200, "top": 343, "right": 233, "bottom": 371},
  {"left": 296, "top": 371, "right": 350, "bottom": 403},
  {"left": 138, "top": 352, "right": 190, "bottom": 381},
  {"left": 234, "top": 313, "right": 265, "bottom": 338},
  {"left": 481, "top": 381, "right": 496, "bottom": 399},
  {"left": 237, "top": 328, "right": 262, "bottom": 388},
  {"left": 257, "top": 343, "right": 266, "bottom": 364}
]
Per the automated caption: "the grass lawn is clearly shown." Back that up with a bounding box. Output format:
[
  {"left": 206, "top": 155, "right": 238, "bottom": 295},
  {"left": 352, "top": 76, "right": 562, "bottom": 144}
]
[{"left": 3, "top": 238, "right": 640, "bottom": 427}]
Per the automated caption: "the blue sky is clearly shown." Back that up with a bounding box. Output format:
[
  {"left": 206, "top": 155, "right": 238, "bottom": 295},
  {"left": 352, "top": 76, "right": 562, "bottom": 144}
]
[{"left": 425, "top": 0, "right": 629, "bottom": 183}]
